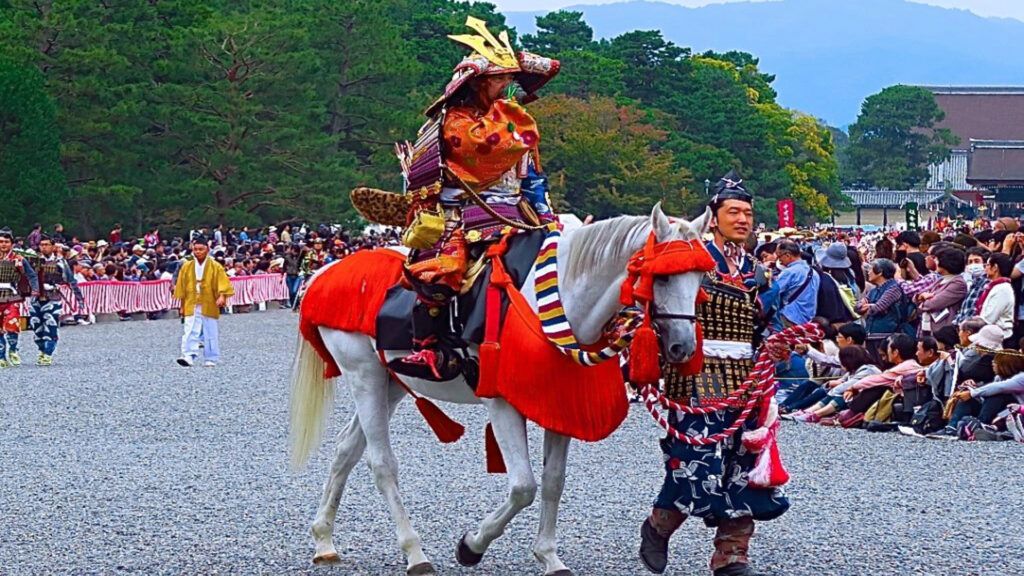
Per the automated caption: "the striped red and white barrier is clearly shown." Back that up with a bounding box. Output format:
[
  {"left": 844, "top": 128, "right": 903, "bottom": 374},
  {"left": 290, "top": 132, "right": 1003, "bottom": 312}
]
[{"left": 18, "top": 274, "right": 289, "bottom": 316}]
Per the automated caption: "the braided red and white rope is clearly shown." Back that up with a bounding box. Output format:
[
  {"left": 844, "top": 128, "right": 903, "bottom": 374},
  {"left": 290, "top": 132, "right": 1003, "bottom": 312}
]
[{"left": 641, "top": 323, "right": 824, "bottom": 446}]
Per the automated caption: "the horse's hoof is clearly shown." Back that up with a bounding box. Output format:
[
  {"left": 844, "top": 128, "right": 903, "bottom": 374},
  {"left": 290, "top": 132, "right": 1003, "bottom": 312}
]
[
  {"left": 456, "top": 533, "right": 484, "bottom": 567},
  {"left": 545, "top": 571, "right": 575, "bottom": 576},
  {"left": 312, "top": 551, "right": 342, "bottom": 565},
  {"left": 407, "top": 562, "right": 437, "bottom": 576}
]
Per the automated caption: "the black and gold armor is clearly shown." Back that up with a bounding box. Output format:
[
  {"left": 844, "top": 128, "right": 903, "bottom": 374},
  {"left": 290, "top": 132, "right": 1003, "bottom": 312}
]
[{"left": 663, "top": 274, "right": 760, "bottom": 402}]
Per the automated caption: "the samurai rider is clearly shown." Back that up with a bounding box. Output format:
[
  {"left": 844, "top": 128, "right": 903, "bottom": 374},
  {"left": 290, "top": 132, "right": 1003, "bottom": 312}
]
[
  {"left": 367, "top": 17, "right": 559, "bottom": 381},
  {"left": 29, "top": 235, "right": 85, "bottom": 366},
  {"left": 639, "top": 172, "right": 784, "bottom": 576},
  {"left": 0, "top": 227, "right": 39, "bottom": 368}
]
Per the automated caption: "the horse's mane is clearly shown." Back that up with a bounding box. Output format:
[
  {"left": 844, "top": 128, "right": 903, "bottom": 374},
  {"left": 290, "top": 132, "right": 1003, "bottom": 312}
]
[
  {"left": 562, "top": 213, "right": 704, "bottom": 282},
  {"left": 562, "top": 216, "right": 649, "bottom": 281}
]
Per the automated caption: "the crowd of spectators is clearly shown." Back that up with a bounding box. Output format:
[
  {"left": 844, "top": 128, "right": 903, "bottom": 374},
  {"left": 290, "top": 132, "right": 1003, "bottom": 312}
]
[
  {"left": 763, "top": 217, "right": 1024, "bottom": 444},
  {"left": 13, "top": 221, "right": 402, "bottom": 317},
  {"left": 14, "top": 214, "right": 1024, "bottom": 444}
]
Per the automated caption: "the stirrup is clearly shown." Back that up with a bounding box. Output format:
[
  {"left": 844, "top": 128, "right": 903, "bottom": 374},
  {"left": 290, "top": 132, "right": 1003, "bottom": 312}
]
[{"left": 402, "top": 349, "right": 443, "bottom": 380}]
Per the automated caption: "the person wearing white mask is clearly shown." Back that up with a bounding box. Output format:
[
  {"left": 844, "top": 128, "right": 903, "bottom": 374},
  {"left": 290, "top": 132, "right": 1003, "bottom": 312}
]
[{"left": 955, "top": 247, "right": 991, "bottom": 326}]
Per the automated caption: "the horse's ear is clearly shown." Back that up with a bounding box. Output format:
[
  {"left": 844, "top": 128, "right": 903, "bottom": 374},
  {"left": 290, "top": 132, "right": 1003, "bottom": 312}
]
[
  {"left": 651, "top": 202, "right": 672, "bottom": 241},
  {"left": 692, "top": 207, "right": 713, "bottom": 236}
]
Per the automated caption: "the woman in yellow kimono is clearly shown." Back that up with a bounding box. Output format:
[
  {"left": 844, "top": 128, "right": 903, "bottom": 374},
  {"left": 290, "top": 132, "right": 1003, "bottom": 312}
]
[{"left": 173, "top": 235, "right": 234, "bottom": 367}]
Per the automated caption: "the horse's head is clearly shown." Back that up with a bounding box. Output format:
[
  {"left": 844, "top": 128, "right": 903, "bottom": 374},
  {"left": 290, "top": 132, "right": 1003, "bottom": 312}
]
[{"left": 649, "top": 203, "right": 713, "bottom": 364}]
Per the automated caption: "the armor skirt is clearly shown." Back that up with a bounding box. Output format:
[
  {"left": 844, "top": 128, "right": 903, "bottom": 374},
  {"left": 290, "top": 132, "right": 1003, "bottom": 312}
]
[{"left": 654, "top": 408, "right": 789, "bottom": 526}]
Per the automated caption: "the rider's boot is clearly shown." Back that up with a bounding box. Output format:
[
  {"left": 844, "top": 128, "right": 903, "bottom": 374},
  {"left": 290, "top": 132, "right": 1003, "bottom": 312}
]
[
  {"left": 711, "top": 518, "right": 763, "bottom": 576},
  {"left": 389, "top": 300, "right": 462, "bottom": 381},
  {"left": 639, "top": 508, "right": 685, "bottom": 574}
]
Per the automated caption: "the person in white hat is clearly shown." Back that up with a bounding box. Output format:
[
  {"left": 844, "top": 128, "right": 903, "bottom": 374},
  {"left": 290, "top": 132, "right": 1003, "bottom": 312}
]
[{"left": 967, "top": 324, "right": 1005, "bottom": 351}]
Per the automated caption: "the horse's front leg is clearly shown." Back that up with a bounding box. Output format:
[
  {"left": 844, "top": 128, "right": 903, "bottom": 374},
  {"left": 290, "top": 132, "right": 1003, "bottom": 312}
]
[
  {"left": 457, "top": 398, "right": 537, "bottom": 567},
  {"left": 532, "top": 430, "right": 573, "bottom": 576},
  {"left": 310, "top": 381, "right": 406, "bottom": 565}
]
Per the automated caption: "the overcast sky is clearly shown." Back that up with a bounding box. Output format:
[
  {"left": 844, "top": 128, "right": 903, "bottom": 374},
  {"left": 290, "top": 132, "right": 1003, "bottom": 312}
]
[{"left": 492, "top": 0, "right": 1024, "bottom": 21}]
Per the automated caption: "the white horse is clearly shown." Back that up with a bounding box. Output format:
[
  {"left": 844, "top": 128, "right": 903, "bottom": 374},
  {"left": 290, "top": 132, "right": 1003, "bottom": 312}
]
[{"left": 289, "top": 204, "right": 712, "bottom": 576}]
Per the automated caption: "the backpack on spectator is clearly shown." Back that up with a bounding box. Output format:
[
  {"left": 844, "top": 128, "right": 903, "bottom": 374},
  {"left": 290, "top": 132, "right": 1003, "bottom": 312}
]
[
  {"left": 836, "top": 409, "right": 865, "bottom": 429},
  {"left": 814, "top": 268, "right": 858, "bottom": 324},
  {"left": 893, "top": 293, "right": 918, "bottom": 337},
  {"left": 864, "top": 390, "right": 897, "bottom": 423},
  {"left": 911, "top": 399, "right": 946, "bottom": 435}
]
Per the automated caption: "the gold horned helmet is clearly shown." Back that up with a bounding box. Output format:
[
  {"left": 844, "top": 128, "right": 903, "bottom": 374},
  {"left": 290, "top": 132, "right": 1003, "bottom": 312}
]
[
  {"left": 425, "top": 17, "right": 560, "bottom": 116},
  {"left": 448, "top": 17, "right": 521, "bottom": 72}
]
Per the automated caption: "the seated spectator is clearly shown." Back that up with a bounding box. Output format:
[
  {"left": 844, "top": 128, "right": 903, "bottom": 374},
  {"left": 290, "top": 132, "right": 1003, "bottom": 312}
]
[
  {"left": 951, "top": 348, "right": 1024, "bottom": 434},
  {"left": 797, "top": 322, "right": 867, "bottom": 377},
  {"left": 976, "top": 253, "right": 1014, "bottom": 341},
  {"left": 895, "top": 230, "right": 928, "bottom": 276},
  {"left": 805, "top": 317, "right": 842, "bottom": 378},
  {"left": 817, "top": 242, "right": 860, "bottom": 298},
  {"left": 780, "top": 323, "right": 865, "bottom": 414},
  {"left": 774, "top": 240, "right": 819, "bottom": 329},
  {"left": 915, "top": 247, "right": 967, "bottom": 335},
  {"left": 791, "top": 346, "right": 880, "bottom": 423},
  {"left": 896, "top": 336, "right": 945, "bottom": 418},
  {"left": 955, "top": 247, "right": 991, "bottom": 325},
  {"left": 842, "top": 334, "right": 923, "bottom": 416},
  {"left": 856, "top": 259, "right": 910, "bottom": 359}
]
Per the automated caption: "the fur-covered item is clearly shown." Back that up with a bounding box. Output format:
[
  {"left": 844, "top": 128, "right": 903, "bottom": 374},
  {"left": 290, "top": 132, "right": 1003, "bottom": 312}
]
[{"left": 299, "top": 250, "right": 406, "bottom": 378}]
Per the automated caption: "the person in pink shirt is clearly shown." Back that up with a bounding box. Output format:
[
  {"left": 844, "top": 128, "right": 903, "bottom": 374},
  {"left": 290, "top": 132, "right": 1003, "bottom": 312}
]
[{"left": 843, "top": 334, "right": 924, "bottom": 414}]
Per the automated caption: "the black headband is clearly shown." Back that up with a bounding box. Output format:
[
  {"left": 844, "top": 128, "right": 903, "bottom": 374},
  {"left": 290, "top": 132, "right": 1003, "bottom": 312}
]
[{"left": 708, "top": 169, "right": 752, "bottom": 209}]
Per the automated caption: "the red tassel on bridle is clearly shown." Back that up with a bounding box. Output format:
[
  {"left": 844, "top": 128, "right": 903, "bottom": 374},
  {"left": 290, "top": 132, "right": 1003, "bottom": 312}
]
[{"left": 628, "top": 304, "right": 661, "bottom": 385}]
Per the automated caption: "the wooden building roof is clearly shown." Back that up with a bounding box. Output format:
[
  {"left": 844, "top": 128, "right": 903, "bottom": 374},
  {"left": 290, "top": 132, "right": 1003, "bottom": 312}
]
[{"left": 923, "top": 87, "right": 1024, "bottom": 149}]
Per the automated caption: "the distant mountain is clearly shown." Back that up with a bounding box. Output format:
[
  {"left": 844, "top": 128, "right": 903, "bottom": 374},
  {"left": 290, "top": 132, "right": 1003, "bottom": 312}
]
[{"left": 505, "top": 0, "right": 1024, "bottom": 126}]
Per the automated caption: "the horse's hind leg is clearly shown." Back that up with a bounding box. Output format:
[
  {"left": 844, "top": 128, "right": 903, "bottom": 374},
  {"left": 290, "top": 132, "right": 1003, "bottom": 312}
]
[
  {"left": 349, "top": 367, "right": 433, "bottom": 574},
  {"left": 532, "top": 430, "right": 572, "bottom": 576},
  {"left": 458, "top": 398, "right": 537, "bottom": 566},
  {"left": 310, "top": 381, "right": 405, "bottom": 565}
]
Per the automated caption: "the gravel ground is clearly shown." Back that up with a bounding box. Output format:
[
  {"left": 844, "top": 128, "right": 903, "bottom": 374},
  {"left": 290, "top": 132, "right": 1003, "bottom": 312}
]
[{"left": 1, "top": 309, "right": 1021, "bottom": 576}]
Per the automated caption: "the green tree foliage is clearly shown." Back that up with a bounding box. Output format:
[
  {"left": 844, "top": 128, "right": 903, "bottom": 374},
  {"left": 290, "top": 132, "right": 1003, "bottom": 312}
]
[
  {"left": 0, "top": 58, "right": 66, "bottom": 230},
  {"left": 531, "top": 95, "right": 697, "bottom": 219},
  {"left": 521, "top": 11, "right": 625, "bottom": 99},
  {"left": 845, "top": 85, "right": 958, "bottom": 190},
  {"left": 0, "top": 2, "right": 845, "bottom": 234},
  {"left": 521, "top": 11, "right": 593, "bottom": 54}
]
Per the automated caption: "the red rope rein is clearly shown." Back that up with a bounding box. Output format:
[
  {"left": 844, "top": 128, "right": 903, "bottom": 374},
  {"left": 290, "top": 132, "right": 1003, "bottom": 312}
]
[{"left": 640, "top": 323, "right": 824, "bottom": 446}]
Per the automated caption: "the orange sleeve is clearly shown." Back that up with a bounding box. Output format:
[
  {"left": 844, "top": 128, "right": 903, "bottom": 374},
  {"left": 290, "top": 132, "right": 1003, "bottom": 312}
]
[{"left": 443, "top": 99, "right": 539, "bottom": 190}]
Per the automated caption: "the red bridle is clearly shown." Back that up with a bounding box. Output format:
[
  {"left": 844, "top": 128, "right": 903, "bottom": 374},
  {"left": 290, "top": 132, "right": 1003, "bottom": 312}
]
[{"left": 620, "top": 232, "right": 715, "bottom": 308}]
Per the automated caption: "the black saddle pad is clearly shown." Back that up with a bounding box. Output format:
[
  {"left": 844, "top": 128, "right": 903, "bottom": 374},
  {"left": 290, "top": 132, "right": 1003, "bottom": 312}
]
[{"left": 376, "top": 230, "right": 546, "bottom": 351}]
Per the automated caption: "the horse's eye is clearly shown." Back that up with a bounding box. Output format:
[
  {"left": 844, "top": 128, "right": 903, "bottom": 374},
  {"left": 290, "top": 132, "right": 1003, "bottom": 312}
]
[{"left": 655, "top": 276, "right": 669, "bottom": 285}]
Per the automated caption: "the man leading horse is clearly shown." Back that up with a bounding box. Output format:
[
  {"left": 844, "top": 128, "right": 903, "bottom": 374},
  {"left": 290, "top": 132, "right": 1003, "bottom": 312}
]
[{"left": 639, "top": 174, "right": 785, "bottom": 576}]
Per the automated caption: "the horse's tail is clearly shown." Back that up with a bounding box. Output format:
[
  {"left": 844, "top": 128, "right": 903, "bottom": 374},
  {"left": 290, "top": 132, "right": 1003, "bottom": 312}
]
[
  {"left": 287, "top": 248, "right": 407, "bottom": 469},
  {"left": 289, "top": 329, "right": 333, "bottom": 470}
]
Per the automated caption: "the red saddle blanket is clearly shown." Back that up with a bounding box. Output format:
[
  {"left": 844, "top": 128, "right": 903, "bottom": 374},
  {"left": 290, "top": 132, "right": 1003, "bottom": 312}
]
[
  {"left": 478, "top": 283, "right": 628, "bottom": 442},
  {"left": 299, "top": 249, "right": 406, "bottom": 378},
  {"left": 299, "top": 246, "right": 627, "bottom": 442}
]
